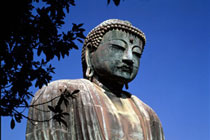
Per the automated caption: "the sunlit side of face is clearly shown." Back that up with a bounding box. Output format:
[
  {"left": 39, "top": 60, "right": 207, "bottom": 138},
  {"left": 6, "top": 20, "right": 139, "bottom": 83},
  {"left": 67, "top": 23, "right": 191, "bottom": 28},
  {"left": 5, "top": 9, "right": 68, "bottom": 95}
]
[{"left": 90, "top": 30, "right": 143, "bottom": 85}]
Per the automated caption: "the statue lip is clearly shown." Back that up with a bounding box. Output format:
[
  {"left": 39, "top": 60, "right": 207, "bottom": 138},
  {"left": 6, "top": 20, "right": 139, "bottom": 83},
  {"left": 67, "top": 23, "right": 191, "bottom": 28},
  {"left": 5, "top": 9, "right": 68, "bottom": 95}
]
[{"left": 117, "top": 65, "right": 133, "bottom": 72}]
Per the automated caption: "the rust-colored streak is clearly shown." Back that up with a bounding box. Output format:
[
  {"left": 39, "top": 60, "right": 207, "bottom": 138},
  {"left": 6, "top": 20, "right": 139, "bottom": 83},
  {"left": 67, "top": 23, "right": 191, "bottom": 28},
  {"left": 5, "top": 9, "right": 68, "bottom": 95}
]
[
  {"left": 129, "top": 98, "right": 148, "bottom": 140},
  {"left": 89, "top": 86, "right": 107, "bottom": 140}
]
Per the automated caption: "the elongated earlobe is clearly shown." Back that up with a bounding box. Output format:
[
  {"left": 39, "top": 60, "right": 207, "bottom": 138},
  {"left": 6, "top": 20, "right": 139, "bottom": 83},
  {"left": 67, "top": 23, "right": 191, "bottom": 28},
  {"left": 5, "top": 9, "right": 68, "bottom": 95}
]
[
  {"left": 86, "top": 67, "right": 94, "bottom": 81},
  {"left": 85, "top": 44, "right": 94, "bottom": 81}
]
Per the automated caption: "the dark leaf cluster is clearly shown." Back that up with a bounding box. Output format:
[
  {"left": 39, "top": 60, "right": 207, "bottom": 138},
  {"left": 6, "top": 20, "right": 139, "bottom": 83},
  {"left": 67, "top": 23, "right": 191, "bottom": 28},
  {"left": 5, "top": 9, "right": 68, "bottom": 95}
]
[
  {"left": 0, "top": 0, "right": 85, "bottom": 127},
  {"left": 48, "top": 89, "right": 79, "bottom": 127},
  {"left": 10, "top": 113, "right": 23, "bottom": 129},
  {"left": 107, "top": 0, "right": 121, "bottom": 6}
]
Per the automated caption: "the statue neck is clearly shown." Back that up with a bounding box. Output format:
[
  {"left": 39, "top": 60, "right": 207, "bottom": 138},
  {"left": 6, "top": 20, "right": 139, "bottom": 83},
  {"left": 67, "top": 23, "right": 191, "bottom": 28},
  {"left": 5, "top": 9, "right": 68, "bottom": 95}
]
[{"left": 92, "top": 76, "right": 124, "bottom": 96}]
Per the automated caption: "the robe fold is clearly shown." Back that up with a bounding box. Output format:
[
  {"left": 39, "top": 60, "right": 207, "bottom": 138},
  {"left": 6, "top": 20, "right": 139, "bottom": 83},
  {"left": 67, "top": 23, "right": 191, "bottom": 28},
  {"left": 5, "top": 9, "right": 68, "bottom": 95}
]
[{"left": 26, "top": 79, "right": 165, "bottom": 140}]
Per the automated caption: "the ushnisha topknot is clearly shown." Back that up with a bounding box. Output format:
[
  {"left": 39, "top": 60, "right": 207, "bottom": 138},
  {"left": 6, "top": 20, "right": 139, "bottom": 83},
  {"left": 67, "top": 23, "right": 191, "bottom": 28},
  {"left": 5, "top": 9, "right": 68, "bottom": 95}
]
[{"left": 82, "top": 19, "right": 146, "bottom": 78}]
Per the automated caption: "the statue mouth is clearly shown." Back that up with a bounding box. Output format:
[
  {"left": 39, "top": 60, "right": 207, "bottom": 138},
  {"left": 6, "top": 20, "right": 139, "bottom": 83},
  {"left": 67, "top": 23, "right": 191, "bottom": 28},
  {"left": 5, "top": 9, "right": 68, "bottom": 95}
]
[{"left": 117, "top": 65, "right": 133, "bottom": 73}]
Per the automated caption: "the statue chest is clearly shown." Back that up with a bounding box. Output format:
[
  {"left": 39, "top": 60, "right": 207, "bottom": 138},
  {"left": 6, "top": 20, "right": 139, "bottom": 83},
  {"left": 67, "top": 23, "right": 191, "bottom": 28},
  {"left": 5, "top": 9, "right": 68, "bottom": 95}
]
[
  {"left": 92, "top": 91, "right": 145, "bottom": 140},
  {"left": 108, "top": 98, "right": 144, "bottom": 140}
]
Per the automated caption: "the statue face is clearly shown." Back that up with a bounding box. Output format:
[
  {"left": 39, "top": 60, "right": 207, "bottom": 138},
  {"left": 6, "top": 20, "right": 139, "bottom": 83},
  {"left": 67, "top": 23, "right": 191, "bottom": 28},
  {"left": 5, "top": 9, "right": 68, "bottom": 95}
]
[{"left": 90, "top": 30, "right": 143, "bottom": 84}]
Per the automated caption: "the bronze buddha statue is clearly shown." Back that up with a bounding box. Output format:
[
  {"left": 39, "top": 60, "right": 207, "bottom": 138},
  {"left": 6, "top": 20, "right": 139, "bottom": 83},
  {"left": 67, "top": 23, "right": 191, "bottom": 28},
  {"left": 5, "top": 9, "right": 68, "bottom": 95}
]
[{"left": 26, "top": 19, "right": 165, "bottom": 140}]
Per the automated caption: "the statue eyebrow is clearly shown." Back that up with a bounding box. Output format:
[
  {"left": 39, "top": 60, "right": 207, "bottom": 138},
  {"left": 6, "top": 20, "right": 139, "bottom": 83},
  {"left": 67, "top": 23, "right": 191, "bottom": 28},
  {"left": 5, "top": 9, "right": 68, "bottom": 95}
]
[
  {"left": 108, "top": 39, "right": 127, "bottom": 45},
  {"left": 101, "top": 38, "right": 125, "bottom": 45},
  {"left": 106, "top": 39, "right": 142, "bottom": 50},
  {"left": 133, "top": 45, "right": 141, "bottom": 49}
]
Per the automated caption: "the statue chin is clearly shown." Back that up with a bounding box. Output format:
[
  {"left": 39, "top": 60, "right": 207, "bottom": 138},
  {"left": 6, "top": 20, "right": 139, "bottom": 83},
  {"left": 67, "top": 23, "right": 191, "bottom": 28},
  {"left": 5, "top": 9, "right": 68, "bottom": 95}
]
[{"left": 94, "top": 70, "right": 137, "bottom": 86}]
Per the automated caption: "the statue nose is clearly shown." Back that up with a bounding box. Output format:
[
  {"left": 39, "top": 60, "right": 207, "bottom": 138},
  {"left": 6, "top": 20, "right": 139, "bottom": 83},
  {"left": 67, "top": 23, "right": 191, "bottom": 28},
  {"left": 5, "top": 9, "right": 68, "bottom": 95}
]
[{"left": 122, "top": 49, "right": 134, "bottom": 65}]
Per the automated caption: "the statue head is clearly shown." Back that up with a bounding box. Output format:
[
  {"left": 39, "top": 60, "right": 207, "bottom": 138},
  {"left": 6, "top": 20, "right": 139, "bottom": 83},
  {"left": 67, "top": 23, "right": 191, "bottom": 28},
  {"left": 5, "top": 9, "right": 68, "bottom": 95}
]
[{"left": 82, "top": 19, "right": 146, "bottom": 87}]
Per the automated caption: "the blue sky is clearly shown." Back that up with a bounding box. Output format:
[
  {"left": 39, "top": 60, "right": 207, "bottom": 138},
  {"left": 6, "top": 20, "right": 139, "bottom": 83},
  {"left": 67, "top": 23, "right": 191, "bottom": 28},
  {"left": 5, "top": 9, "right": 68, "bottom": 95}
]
[{"left": 2, "top": 0, "right": 209, "bottom": 139}]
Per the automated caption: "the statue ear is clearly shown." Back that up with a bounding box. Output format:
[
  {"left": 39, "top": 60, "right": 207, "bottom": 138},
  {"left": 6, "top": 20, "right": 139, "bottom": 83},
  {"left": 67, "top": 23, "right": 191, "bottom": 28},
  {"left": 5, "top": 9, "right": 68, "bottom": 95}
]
[{"left": 85, "top": 44, "right": 94, "bottom": 80}]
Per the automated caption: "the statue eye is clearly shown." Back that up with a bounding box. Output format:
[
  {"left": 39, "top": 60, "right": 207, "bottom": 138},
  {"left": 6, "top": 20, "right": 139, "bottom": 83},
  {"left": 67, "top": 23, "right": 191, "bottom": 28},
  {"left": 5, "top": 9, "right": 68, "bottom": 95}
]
[
  {"left": 133, "top": 47, "right": 141, "bottom": 57},
  {"left": 111, "top": 44, "right": 125, "bottom": 50},
  {"left": 133, "top": 52, "right": 141, "bottom": 58},
  {"left": 109, "top": 40, "right": 126, "bottom": 50}
]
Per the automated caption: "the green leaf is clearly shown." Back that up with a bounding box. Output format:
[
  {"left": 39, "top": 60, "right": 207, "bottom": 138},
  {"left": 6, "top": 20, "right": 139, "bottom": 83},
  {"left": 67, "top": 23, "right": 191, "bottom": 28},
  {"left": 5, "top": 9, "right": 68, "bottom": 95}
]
[
  {"left": 14, "top": 113, "right": 22, "bottom": 123},
  {"left": 77, "top": 23, "right": 83, "bottom": 28},
  {"left": 55, "top": 105, "right": 62, "bottom": 113},
  {"left": 60, "top": 118, "right": 67, "bottom": 127},
  {"left": 63, "top": 98, "right": 69, "bottom": 107},
  {"left": 72, "top": 90, "right": 79, "bottom": 95},
  {"left": 23, "top": 99, "right": 29, "bottom": 107},
  {"left": 113, "top": 0, "right": 120, "bottom": 6},
  {"left": 77, "top": 39, "right": 83, "bottom": 43},
  {"left": 48, "top": 106, "right": 56, "bottom": 113},
  {"left": 10, "top": 118, "right": 15, "bottom": 129}
]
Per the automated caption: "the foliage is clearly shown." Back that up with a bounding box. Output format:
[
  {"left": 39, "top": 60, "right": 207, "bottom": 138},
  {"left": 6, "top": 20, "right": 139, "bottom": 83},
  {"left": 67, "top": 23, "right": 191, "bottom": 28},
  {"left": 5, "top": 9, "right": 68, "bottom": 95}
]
[
  {"left": 0, "top": 0, "right": 85, "bottom": 128},
  {"left": 107, "top": 0, "right": 121, "bottom": 6},
  {"left": 0, "top": 0, "right": 121, "bottom": 129},
  {"left": 47, "top": 89, "right": 79, "bottom": 127}
]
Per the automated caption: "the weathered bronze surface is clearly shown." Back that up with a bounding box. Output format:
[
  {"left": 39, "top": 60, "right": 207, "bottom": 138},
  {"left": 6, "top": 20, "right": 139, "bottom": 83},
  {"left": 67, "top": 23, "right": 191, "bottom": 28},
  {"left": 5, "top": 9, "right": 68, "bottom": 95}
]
[{"left": 26, "top": 19, "right": 165, "bottom": 140}]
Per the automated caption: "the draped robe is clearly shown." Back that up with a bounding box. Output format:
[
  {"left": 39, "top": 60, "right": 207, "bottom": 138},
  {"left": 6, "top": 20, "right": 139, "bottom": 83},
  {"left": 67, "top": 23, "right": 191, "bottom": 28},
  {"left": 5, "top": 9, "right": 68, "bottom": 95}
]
[{"left": 26, "top": 79, "right": 165, "bottom": 140}]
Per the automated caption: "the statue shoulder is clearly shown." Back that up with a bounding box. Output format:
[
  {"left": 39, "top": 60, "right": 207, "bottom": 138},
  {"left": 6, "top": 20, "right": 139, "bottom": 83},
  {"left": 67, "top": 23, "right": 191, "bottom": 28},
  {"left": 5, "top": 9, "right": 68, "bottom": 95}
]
[
  {"left": 26, "top": 79, "right": 96, "bottom": 138},
  {"left": 31, "top": 79, "right": 93, "bottom": 103}
]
